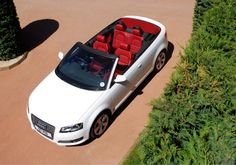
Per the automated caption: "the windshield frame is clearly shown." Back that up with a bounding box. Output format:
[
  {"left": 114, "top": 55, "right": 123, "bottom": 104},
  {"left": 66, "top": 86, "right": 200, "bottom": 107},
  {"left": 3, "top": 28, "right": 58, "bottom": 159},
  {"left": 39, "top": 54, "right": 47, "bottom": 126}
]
[{"left": 55, "top": 42, "right": 118, "bottom": 91}]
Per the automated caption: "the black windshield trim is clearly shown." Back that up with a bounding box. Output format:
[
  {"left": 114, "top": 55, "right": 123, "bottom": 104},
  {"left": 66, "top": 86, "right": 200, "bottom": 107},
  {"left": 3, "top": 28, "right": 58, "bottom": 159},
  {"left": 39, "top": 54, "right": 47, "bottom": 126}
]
[{"left": 77, "top": 42, "right": 117, "bottom": 61}]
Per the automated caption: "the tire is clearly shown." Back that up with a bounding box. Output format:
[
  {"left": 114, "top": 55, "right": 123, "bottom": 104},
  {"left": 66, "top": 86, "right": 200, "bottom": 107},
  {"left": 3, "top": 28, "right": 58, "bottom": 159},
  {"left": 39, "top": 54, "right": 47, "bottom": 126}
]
[
  {"left": 90, "top": 111, "right": 110, "bottom": 139},
  {"left": 154, "top": 51, "right": 166, "bottom": 72}
]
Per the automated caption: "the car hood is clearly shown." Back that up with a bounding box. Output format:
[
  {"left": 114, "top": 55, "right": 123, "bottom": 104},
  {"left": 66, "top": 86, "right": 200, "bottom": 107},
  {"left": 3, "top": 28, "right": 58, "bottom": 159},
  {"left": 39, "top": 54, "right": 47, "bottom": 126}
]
[{"left": 29, "top": 71, "right": 104, "bottom": 126}]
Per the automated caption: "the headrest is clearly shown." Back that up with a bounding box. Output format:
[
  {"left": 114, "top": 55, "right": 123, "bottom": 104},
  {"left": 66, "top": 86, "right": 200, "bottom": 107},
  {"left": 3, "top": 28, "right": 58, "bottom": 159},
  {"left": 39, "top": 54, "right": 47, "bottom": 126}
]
[
  {"left": 96, "top": 34, "right": 105, "bottom": 42},
  {"left": 116, "top": 24, "right": 125, "bottom": 31},
  {"left": 120, "top": 43, "right": 130, "bottom": 50},
  {"left": 133, "top": 29, "right": 142, "bottom": 36}
]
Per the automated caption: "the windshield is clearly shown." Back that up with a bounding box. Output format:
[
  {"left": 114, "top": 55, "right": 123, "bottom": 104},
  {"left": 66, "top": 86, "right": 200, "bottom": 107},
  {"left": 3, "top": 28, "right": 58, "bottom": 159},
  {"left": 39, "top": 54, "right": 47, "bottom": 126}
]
[{"left": 55, "top": 43, "right": 117, "bottom": 90}]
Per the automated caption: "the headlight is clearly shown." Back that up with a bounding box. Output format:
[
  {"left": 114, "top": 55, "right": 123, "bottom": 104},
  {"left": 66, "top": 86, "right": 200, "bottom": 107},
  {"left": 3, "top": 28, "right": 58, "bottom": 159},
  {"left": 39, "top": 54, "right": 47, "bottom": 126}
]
[{"left": 60, "top": 123, "right": 83, "bottom": 133}]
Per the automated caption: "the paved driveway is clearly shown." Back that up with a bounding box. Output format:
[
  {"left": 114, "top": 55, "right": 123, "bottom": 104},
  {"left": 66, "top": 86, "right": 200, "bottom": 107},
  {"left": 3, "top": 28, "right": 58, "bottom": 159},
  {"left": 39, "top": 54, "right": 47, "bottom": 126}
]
[{"left": 0, "top": 0, "right": 194, "bottom": 164}]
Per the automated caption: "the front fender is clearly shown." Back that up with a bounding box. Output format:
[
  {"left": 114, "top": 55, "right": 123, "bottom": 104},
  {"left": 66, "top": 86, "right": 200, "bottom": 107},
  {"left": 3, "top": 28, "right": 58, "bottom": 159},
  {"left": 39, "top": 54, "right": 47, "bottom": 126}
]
[{"left": 83, "top": 104, "right": 112, "bottom": 136}]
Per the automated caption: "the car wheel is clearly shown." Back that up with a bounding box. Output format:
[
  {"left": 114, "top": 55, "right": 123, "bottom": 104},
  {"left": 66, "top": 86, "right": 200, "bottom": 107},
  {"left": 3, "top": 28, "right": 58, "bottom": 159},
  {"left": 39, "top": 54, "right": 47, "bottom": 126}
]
[
  {"left": 154, "top": 51, "right": 166, "bottom": 72},
  {"left": 90, "top": 111, "right": 110, "bottom": 139}
]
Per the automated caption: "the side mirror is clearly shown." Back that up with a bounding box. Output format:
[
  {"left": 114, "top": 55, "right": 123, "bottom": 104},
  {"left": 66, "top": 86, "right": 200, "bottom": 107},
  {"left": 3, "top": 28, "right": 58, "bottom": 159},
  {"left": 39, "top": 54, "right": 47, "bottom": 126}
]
[
  {"left": 114, "top": 75, "right": 127, "bottom": 83},
  {"left": 58, "top": 51, "right": 64, "bottom": 60}
]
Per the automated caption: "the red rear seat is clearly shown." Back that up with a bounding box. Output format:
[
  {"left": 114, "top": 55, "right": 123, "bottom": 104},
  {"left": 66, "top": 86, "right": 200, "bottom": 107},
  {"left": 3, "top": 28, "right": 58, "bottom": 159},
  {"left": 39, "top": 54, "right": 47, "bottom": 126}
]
[
  {"left": 112, "top": 23, "right": 143, "bottom": 54},
  {"left": 93, "top": 34, "right": 110, "bottom": 53},
  {"left": 130, "top": 28, "right": 143, "bottom": 54},
  {"left": 112, "top": 24, "right": 128, "bottom": 49},
  {"left": 115, "top": 43, "right": 133, "bottom": 66}
]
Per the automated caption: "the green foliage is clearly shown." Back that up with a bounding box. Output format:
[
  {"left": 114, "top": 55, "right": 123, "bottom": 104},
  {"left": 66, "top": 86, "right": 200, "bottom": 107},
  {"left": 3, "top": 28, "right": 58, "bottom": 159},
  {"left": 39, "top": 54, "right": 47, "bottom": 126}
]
[
  {"left": 123, "top": 0, "right": 236, "bottom": 164},
  {"left": 193, "top": 0, "right": 214, "bottom": 31},
  {"left": 0, "top": 0, "right": 22, "bottom": 61}
]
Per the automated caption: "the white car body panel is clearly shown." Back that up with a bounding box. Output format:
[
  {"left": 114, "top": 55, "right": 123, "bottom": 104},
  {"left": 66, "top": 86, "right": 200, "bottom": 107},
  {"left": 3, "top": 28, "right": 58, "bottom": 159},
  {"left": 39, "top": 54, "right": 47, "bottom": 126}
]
[
  {"left": 28, "top": 72, "right": 104, "bottom": 126},
  {"left": 27, "top": 15, "right": 168, "bottom": 146}
]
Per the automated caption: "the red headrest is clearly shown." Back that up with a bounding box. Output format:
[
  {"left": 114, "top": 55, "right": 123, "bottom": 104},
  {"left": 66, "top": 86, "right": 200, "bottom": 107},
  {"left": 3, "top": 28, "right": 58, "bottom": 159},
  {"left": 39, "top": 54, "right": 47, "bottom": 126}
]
[
  {"left": 116, "top": 24, "right": 125, "bottom": 31},
  {"left": 120, "top": 43, "right": 130, "bottom": 50},
  {"left": 133, "top": 29, "right": 142, "bottom": 36},
  {"left": 96, "top": 34, "right": 105, "bottom": 42}
]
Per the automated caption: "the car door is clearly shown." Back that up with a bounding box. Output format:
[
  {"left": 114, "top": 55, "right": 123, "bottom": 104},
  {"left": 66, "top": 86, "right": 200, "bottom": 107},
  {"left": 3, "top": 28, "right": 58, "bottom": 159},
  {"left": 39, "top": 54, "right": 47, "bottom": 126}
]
[
  {"left": 107, "top": 51, "right": 154, "bottom": 110},
  {"left": 133, "top": 46, "right": 157, "bottom": 87}
]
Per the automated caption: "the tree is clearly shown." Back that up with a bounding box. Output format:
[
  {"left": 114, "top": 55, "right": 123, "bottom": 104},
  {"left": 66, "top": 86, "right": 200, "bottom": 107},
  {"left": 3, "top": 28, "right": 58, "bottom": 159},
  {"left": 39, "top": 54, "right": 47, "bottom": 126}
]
[{"left": 0, "top": 0, "right": 22, "bottom": 61}]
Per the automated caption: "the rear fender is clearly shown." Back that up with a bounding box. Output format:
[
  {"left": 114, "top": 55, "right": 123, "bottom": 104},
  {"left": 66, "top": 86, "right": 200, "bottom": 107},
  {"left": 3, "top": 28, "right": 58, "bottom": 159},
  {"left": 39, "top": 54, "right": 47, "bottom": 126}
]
[{"left": 152, "top": 43, "right": 167, "bottom": 68}]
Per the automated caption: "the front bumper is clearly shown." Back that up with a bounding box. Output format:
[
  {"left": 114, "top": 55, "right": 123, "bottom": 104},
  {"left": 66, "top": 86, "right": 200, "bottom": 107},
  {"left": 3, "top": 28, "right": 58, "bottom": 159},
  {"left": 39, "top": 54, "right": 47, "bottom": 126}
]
[{"left": 27, "top": 111, "right": 89, "bottom": 146}]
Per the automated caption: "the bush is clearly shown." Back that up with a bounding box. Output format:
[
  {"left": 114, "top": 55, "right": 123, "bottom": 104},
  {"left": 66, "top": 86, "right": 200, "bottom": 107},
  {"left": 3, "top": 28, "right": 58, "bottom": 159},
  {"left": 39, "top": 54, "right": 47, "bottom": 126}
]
[
  {"left": 123, "top": 0, "right": 236, "bottom": 164},
  {"left": 0, "top": 0, "right": 22, "bottom": 61},
  {"left": 192, "top": 0, "right": 214, "bottom": 31}
]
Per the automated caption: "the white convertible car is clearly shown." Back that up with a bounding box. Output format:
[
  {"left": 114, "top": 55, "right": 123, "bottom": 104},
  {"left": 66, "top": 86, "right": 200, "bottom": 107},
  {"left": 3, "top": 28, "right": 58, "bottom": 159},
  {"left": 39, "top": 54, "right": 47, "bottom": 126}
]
[{"left": 27, "top": 16, "right": 168, "bottom": 146}]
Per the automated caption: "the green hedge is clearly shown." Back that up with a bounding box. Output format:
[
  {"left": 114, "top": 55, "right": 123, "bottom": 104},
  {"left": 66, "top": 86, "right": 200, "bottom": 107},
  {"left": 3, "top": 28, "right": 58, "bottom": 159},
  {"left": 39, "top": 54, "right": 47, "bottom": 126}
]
[
  {"left": 123, "top": 0, "right": 236, "bottom": 164},
  {"left": 0, "top": 0, "right": 22, "bottom": 61},
  {"left": 192, "top": 0, "right": 214, "bottom": 31}
]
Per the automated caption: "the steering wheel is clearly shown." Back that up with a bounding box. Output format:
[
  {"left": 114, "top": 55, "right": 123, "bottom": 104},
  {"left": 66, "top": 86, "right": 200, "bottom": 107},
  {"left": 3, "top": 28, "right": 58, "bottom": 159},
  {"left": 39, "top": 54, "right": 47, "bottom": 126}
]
[{"left": 77, "top": 58, "right": 88, "bottom": 70}]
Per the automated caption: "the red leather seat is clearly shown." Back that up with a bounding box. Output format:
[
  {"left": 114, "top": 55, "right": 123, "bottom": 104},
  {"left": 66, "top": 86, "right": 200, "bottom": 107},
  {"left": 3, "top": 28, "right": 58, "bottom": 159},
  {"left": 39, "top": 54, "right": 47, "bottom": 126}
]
[
  {"left": 130, "top": 28, "right": 143, "bottom": 54},
  {"left": 112, "top": 24, "right": 127, "bottom": 49},
  {"left": 93, "top": 34, "right": 110, "bottom": 52},
  {"left": 115, "top": 43, "right": 133, "bottom": 66},
  {"left": 114, "top": 69, "right": 123, "bottom": 78},
  {"left": 89, "top": 61, "right": 103, "bottom": 74}
]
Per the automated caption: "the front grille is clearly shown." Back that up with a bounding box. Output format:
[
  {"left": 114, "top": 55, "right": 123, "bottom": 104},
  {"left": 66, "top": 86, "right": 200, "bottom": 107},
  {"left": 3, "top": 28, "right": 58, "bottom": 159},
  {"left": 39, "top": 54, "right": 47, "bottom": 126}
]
[{"left": 31, "top": 114, "right": 55, "bottom": 140}]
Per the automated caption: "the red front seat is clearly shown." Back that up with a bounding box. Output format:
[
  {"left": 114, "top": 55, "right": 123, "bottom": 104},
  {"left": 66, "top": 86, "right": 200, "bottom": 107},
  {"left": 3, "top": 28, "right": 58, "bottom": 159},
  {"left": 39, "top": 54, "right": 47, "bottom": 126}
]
[
  {"left": 93, "top": 34, "right": 110, "bottom": 52},
  {"left": 115, "top": 43, "right": 133, "bottom": 66}
]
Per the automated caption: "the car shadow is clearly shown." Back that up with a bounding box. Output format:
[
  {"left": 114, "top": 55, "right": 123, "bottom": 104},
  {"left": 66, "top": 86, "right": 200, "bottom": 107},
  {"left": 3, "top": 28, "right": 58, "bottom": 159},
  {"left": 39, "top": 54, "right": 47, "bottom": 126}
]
[
  {"left": 21, "top": 19, "right": 59, "bottom": 52},
  {"left": 71, "top": 41, "right": 174, "bottom": 147}
]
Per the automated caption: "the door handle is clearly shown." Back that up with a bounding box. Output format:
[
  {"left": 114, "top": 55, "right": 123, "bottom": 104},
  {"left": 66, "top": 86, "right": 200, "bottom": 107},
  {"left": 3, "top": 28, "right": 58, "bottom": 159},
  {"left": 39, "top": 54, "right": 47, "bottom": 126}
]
[{"left": 138, "top": 64, "right": 142, "bottom": 68}]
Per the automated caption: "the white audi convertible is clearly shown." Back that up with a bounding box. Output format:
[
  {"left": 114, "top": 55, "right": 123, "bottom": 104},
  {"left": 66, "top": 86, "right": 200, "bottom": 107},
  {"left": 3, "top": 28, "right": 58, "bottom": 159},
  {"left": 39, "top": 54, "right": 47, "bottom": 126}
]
[{"left": 27, "top": 16, "right": 168, "bottom": 146}]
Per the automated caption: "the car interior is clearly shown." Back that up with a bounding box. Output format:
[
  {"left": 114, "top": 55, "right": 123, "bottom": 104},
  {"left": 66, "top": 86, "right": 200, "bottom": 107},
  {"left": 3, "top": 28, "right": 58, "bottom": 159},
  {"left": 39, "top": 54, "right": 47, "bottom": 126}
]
[{"left": 86, "top": 18, "right": 161, "bottom": 77}]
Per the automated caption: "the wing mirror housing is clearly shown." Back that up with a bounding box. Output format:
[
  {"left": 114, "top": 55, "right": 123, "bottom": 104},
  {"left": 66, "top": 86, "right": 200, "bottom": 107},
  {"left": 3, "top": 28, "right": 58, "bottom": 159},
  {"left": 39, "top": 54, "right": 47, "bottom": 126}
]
[
  {"left": 58, "top": 51, "right": 64, "bottom": 60},
  {"left": 114, "top": 75, "right": 127, "bottom": 83}
]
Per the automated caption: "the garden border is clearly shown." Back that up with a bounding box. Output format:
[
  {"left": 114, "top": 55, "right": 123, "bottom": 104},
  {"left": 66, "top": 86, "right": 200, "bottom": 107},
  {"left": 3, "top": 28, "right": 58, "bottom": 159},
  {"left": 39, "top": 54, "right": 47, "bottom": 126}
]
[{"left": 0, "top": 52, "right": 28, "bottom": 71}]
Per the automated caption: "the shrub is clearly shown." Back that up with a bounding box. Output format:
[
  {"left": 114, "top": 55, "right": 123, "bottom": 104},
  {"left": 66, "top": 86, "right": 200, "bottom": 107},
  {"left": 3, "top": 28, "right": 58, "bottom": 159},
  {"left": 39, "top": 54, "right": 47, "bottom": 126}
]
[
  {"left": 0, "top": 0, "right": 22, "bottom": 61},
  {"left": 123, "top": 0, "right": 236, "bottom": 164},
  {"left": 192, "top": 0, "right": 214, "bottom": 31}
]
